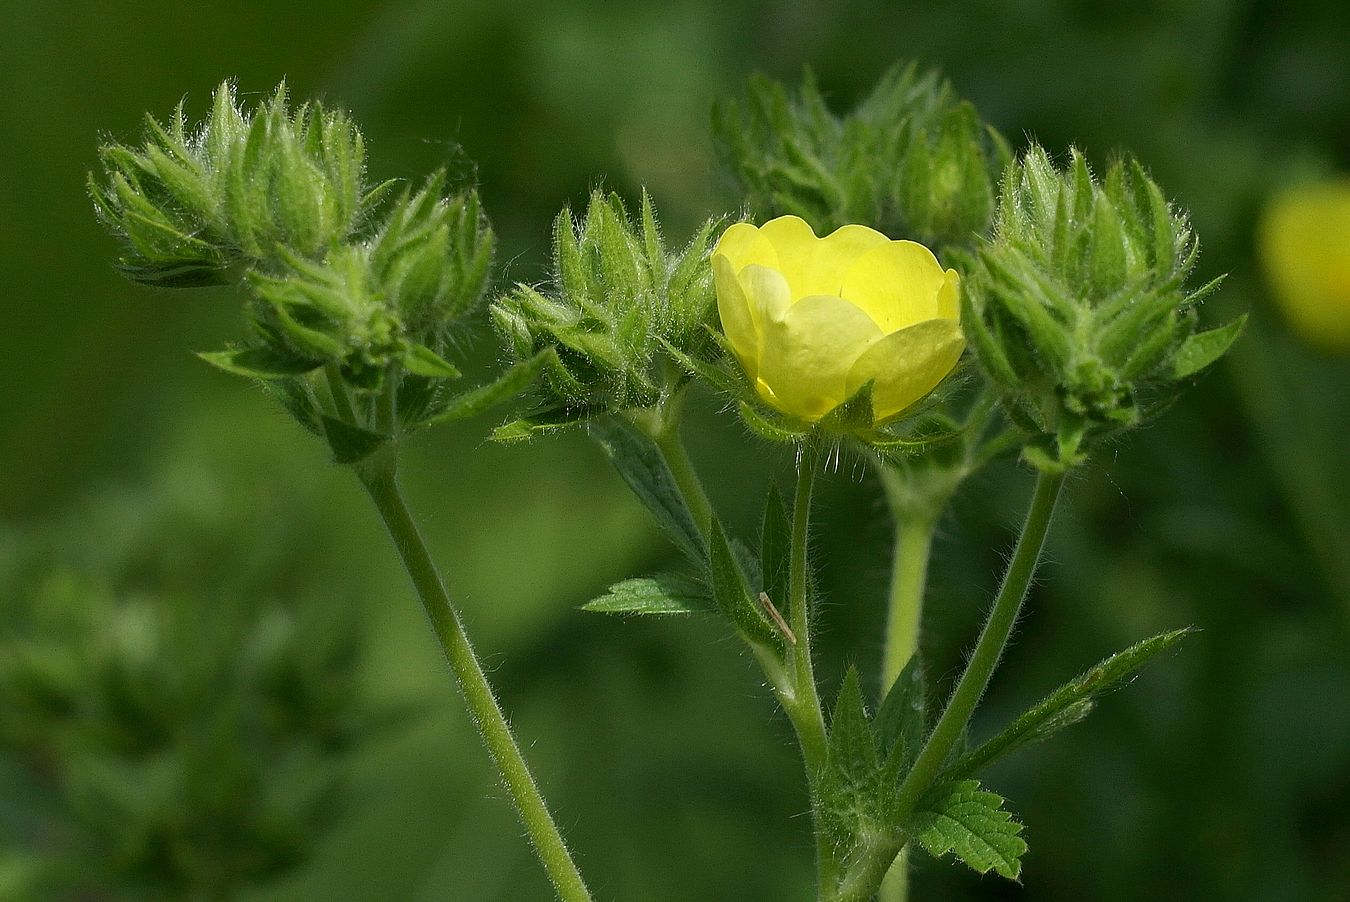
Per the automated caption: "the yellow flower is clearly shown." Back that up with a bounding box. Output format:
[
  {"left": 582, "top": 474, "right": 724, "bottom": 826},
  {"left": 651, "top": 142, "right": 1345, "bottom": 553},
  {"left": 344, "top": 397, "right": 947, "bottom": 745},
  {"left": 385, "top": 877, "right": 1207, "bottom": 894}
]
[
  {"left": 1259, "top": 180, "right": 1350, "bottom": 352},
  {"left": 712, "top": 215, "right": 964, "bottom": 422}
]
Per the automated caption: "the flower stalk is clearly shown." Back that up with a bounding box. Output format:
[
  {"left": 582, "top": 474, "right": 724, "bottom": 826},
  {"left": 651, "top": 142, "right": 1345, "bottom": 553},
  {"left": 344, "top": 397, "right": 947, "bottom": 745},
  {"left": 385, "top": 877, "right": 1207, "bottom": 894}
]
[{"left": 357, "top": 455, "right": 594, "bottom": 902}]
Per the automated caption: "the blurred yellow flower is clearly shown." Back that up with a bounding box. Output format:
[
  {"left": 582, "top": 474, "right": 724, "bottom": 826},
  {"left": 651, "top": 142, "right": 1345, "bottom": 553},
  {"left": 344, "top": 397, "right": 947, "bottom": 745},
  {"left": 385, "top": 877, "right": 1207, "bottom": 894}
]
[
  {"left": 1259, "top": 180, "right": 1350, "bottom": 352},
  {"left": 712, "top": 215, "right": 964, "bottom": 422}
]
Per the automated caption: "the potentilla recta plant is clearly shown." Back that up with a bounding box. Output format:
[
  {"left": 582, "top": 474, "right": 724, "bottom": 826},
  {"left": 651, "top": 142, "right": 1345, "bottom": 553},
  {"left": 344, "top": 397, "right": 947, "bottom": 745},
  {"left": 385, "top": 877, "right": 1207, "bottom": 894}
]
[{"left": 90, "top": 66, "right": 1243, "bottom": 901}]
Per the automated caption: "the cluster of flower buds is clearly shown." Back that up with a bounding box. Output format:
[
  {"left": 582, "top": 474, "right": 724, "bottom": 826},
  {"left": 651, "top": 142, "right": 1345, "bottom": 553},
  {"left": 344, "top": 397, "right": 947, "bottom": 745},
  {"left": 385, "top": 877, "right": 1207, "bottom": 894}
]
[
  {"left": 713, "top": 64, "right": 1009, "bottom": 259},
  {"left": 966, "top": 146, "right": 1243, "bottom": 470},
  {"left": 491, "top": 191, "right": 717, "bottom": 432},
  {"left": 90, "top": 83, "right": 496, "bottom": 458},
  {"left": 90, "top": 82, "right": 377, "bottom": 286}
]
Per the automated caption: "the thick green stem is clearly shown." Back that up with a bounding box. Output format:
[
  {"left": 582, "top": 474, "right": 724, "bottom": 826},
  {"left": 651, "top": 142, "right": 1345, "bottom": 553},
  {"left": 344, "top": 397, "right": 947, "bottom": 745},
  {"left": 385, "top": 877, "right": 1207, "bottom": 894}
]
[
  {"left": 654, "top": 426, "right": 713, "bottom": 539},
  {"left": 876, "top": 513, "right": 937, "bottom": 902},
  {"left": 325, "top": 362, "right": 358, "bottom": 424},
  {"left": 893, "top": 469, "right": 1064, "bottom": 816},
  {"left": 788, "top": 440, "right": 829, "bottom": 775},
  {"left": 839, "top": 469, "right": 1065, "bottom": 902},
  {"left": 359, "top": 460, "right": 594, "bottom": 902},
  {"left": 881, "top": 514, "right": 938, "bottom": 691}
]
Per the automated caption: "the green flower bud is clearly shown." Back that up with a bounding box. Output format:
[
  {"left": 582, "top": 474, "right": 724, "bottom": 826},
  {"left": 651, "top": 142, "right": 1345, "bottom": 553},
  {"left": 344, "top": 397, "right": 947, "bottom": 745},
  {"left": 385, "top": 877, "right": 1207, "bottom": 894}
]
[
  {"left": 90, "top": 81, "right": 384, "bottom": 286},
  {"left": 713, "top": 64, "right": 1008, "bottom": 256},
  {"left": 190, "top": 169, "right": 491, "bottom": 396},
  {"left": 491, "top": 190, "right": 717, "bottom": 417},
  {"left": 966, "top": 146, "right": 1242, "bottom": 470}
]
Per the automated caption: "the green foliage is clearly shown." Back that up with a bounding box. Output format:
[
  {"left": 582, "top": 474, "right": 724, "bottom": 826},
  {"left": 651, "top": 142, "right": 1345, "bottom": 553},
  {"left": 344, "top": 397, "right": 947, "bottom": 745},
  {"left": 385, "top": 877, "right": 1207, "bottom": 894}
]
[
  {"left": 875, "top": 657, "right": 927, "bottom": 774},
  {"left": 911, "top": 780, "right": 1027, "bottom": 880},
  {"left": 713, "top": 64, "right": 1009, "bottom": 254},
  {"left": 492, "top": 190, "right": 719, "bottom": 415},
  {"left": 581, "top": 573, "right": 710, "bottom": 615},
  {"left": 944, "top": 629, "right": 1194, "bottom": 781},
  {"left": 967, "top": 147, "right": 1237, "bottom": 470},
  {"left": 0, "top": 471, "right": 370, "bottom": 900},
  {"left": 91, "top": 84, "right": 520, "bottom": 460},
  {"left": 90, "top": 82, "right": 374, "bottom": 285},
  {"left": 587, "top": 417, "right": 707, "bottom": 563}
]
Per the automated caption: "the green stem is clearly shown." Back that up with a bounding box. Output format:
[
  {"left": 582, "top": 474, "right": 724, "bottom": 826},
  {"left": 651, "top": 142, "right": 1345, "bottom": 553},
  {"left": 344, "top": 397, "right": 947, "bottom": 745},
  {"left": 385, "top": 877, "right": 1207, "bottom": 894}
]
[
  {"left": 325, "top": 362, "right": 358, "bottom": 424},
  {"left": 783, "top": 439, "right": 837, "bottom": 895},
  {"left": 894, "top": 468, "right": 1064, "bottom": 815},
  {"left": 876, "top": 513, "right": 938, "bottom": 902},
  {"left": 654, "top": 426, "right": 713, "bottom": 539},
  {"left": 788, "top": 439, "right": 829, "bottom": 775},
  {"left": 838, "top": 469, "right": 1065, "bottom": 902},
  {"left": 358, "top": 459, "right": 594, "bottom": 902},
  {"left": 880, "top": 513, "right": 938, "bottom": 691}
]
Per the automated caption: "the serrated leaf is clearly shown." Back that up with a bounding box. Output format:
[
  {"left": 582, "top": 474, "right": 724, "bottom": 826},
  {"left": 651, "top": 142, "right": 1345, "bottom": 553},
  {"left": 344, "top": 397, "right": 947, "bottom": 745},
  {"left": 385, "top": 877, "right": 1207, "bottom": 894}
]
[
  {"left": 196, "top": 347, "right": 322, "bottom": 379},
  {"left": 582, "top": 572, "right": 710, "bottom": 615},
  {"left": 491, "top": 402, "right": 604, "bottom": 443},
  {"left": 876, "top": 655, "right": 926, "bottom": 768},
  {"left": 401, "top": 343, "right": 461, "bottom": 379},
  {"left": 911, "top": 780, "right": 1026, "bottom": 879},
  {"left": 827, "top": 667, "right": 879, "bottom": 783},
  {"left": 945, "top": 628, "right": 1193, "bottom": 781},
  {"left": 427, "top": 349, "right": 554, "bottom": 426},
  {"left": 1170, "top": 314, "right": 1245, "bottom": 379},
  {"left": 589, "top": 417, "right": 707, "bottom": 563},
  {"left": 320, "top": 415, "right": 388, "bottom": 464},
  {"left": 708, "top": 519, "right": 781, "bottom": 651}
]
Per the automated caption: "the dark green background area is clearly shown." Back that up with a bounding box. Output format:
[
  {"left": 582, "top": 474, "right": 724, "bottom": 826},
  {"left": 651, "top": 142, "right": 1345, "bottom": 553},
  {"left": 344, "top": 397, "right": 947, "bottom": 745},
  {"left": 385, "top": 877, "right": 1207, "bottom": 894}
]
[{"left": 2, "top": 0, "right": 1348, "bottom": 899}]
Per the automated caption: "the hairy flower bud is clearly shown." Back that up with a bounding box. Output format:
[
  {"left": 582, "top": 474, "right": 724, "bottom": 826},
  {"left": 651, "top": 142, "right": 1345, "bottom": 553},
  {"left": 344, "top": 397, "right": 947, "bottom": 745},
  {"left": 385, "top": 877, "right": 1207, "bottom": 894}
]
[
  {"left": 491, "top": 191, "right": 717, "bottom": 423},
  {"left": 90, "top": 81, "right": 384, "bottom": 286},
  {"left": 713, "top": 64, "right": 1008, "bottom": 257},
  {"left": 966, "top": 147, "right": 1242, "bottom": 469}
]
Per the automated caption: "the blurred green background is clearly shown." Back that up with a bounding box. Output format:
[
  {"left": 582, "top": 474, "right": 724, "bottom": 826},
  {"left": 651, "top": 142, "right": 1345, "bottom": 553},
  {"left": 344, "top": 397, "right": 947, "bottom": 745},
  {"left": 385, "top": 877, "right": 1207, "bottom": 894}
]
[{"left": 2, "top": 0, "right": 1349, "bottom": 899}]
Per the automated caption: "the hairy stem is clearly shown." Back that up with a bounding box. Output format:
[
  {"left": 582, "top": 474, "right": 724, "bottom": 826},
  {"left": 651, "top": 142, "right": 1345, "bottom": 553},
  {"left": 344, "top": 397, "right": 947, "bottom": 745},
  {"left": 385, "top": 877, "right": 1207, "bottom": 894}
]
[
  {"left": 876, "top": 512, "right": 938, "bottom": 902},
  {"left": 359, "top": 459, "right": 594, "bottom": 902},
  {"left": 839, "top": 469, "right": 1065, "bottom": 901}
]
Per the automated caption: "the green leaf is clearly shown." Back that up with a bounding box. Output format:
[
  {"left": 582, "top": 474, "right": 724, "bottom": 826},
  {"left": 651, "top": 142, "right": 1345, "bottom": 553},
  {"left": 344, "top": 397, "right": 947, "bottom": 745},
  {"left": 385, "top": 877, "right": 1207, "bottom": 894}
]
[
  {"left": 320, "top": 415, "right": 388, "bottom": 464},
  {"left": 427, "top": 349, "right": 555, "bottom": 427},
  {"left": 737, "top": 400, "right": 807, "bottom": 442},
  {"left": 759, "top": 485, "right": 791, "bottom": 611},
  {"left": 827, "top": 667, "right": 880, "bottom": 784},
  {"left": 708, "top": 519, "right": 781, "bottom": 651},
  {"left": 581, "top": 573, "right": 709, "bottom": 616},
  {"left": 401, "top": 343, "right": 461, "bottom": 379},
  {"left": 1170, "top": 314, "right": 1246, "bottom": 379},
  {"left": 589, "top": 417, "right": 707, "bottom": 563},
  {"left": 911, "top": 780, "right": 1026, "bottom": 879},
  {"left": 876, "top": 655, "right": 926, "bottom": 767},
  {"left": 945, "top": 628, "right": 1193, "bottom": 780},
  {"left": 197, "top": 347, "right": 322, "bottom": 379},
  {"left": 492, "top": 403, "right": 604, "bottom": 442}
]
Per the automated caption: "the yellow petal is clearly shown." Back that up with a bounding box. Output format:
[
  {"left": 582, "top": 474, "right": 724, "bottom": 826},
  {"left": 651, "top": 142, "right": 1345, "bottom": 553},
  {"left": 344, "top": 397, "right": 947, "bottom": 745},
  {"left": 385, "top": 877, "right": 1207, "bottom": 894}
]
[
  {"left": 844, "top": 319, "right": 965, "bottom": 421},
  {"left": 737, "top": 263, "right": 793, "bottom": 330},
  {"left": 713, "top": 254, "right": 759, "bottom": 373},
  {"left": 759, "top": 216, "right": 891, "bottom": 300},
  {"left": 713, "top": 222, "right": 779, "bottom": 273},
  {"left": 837, "top": 240, "right": 951, "bottom": 332},
  {"left": 757, "top": 293, "right": 883, "bottom": 420},
  {"left": 936, "top": 268, "right": 961, "bottom": 320},
  {"left": 1259, "top": 180, "right": 1350, "bottom": 351}
]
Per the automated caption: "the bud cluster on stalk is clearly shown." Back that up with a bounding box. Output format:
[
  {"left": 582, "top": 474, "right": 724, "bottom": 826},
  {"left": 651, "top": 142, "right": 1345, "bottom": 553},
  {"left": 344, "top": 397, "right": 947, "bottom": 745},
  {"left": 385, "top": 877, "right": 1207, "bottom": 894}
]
[
  {"left": 966, "top": 146, "right": 1243, "bottom": 470},
  {"left": 490, "top": 191, "right": 718, "bottom": 433},
  {"left": 89, "top": 82, "right": 496, "bottom": 455},
  {"left": 713, "top": 64, "right": 1010, "bottom": 258}
]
